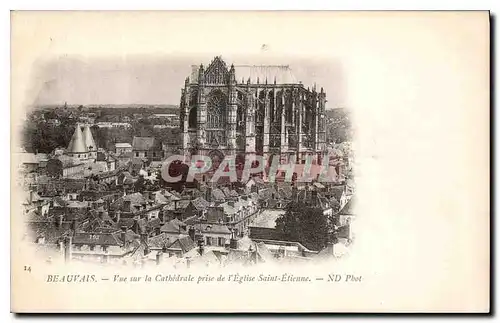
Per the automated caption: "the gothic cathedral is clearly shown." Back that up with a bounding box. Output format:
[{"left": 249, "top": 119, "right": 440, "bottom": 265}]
[{"left": 179, "top": 56, "right": 327, "bottom": 165}]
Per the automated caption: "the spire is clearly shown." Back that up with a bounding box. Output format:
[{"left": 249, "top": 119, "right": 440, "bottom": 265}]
[
  {"left": 198, "top": 64, "right": 205, "bottom": 84},
  {"left": 82, "top": 125, "right": 97, "bottom": 151},
  {"left": 229, "top": 64, "right": 236, "bottom": 83},
  {"left": 67, "top": 125, "right": 87, "bottom": 153}
]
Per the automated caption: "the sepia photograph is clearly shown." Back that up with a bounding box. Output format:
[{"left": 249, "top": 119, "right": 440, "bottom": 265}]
[{"left": 10, "top": 10, "right": 490, "bottom": 313}]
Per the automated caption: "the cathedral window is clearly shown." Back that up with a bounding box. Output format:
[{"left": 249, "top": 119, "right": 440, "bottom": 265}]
[{"left": 206, "top": 90, "right": 227, "bottom": 129}]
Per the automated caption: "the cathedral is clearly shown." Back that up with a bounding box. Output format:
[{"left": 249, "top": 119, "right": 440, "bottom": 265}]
[{"left": 179, "top": 56, "right": 327, "bottom": 165}]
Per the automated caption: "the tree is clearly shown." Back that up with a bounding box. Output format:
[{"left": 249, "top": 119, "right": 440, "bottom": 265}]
[{"left": 275, "top": 202, "right": 334, "bottom": 251}]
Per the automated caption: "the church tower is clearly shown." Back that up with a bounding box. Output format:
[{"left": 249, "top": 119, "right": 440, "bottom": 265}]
[
  {"left": 82, "top": 125, "right": 97, "bottom": 160},
  {"left": 66, "top": 124, "right": 88, "bottom": 161}
]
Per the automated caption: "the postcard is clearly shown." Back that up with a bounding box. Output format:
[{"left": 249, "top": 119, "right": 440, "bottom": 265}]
[{"left": 10, "top": 11, "right": 490, "bottom": 313}]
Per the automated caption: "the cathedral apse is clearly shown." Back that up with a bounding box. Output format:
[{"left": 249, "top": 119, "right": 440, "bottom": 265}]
[{"left": 180, "top": 56, "right": 327, "bottom": 166}]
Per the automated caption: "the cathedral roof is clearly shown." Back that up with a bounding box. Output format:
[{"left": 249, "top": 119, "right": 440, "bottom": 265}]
[
  {"left": 190, "top": 57, "right": 299, "bottom": 85},
  {"left": 67, "top": 125, "right": 88, "bottom": 153},
  {"left": 82, "top": 125, "right": 97, "bottom": 151},
  {"left": 234, "top": 65, "right": 298, "bottom": 84}
]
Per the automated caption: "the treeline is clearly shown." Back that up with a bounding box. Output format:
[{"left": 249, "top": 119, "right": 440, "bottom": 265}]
[
  {"left": 22, "top": 118, "right": 181, "bottom": 154},
  {"left": 325, "top": 108, "right": 352, "bottom": 144}
]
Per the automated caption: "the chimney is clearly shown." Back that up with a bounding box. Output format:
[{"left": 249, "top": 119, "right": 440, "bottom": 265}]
[
  {"left": 326, "top": 241, "right": 335, "bottom": 256},
  {"left": 206, "top": 186, "right": 212, "bottom": 202},
  {"left": 230, "top": 238, "right": 237, "bottom": 249},
  {"left": 197, "top": 238, "right": 204, "bottom": 256},
  {"left": 132, "top": 219, "right": 140, "bottom": 234},
  {"left": 188, "top": 227, "right": 196, "bottom": 241},
  {"left": 59, "top": 238, "right": 64, "bottom": 254},
  {"left": 123, "top": 200, "right": 131, "bottom": 212},
  {"left": 120, "top": 226, "right": 127, "bottom": 245},
  {"left": 64, "top": 236, "right": 72, "bottom": 263},
  {"left": 156, "top": 251, "right": 163, "bottom": 265}
]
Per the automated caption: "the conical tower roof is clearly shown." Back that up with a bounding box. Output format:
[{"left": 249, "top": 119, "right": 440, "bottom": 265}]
[
  {"left": 82, "top": 125, "right": 97, "bottom": 151},
  {"left": 67, "top": 125, "right": 88, "bottom": 153}
]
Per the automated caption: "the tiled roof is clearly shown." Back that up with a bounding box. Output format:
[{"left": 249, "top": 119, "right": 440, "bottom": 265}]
[
  {"left": 147, "top": 233, "right": 171, "bottom": 249},
  {"left": 111, "top": 229, "right": 139, "bottom": 245},
  {"left": 115, "top": 218, "right": 135, "bottom": 229},
  {"left": 249, "top": 209, "right": 285, "bottom": 229},
  {"left": 237, "top": 236, "right": 256, "bottom": 250},
  {"left": 191, "top": 197, "right": 209, "bottom": 211},
  {"left": 132, "top": 137, "right": 161, "bottom": 151},
  {"left": 339, "top": 196, "right": 355, "bottom": 215},
  {"left": 167, "top": 235, "right": 196, "bottom": 253},
  {"left": 111, "top": 192, "right": 146, "bottom": 210},
  {"left": 255, "top": 242, "right": 275, "bottom": 262},
  {"left": 27, "top": 221, "right": 70, "bottom": 244},
  {"left": 221, "top": 203, "right": 236, "bottom": 215},
  {"left": 195, "top": 223, "right": 231, "bottom": 235},
  {"left": 72, "top": 232, "right": 121, "bottom": 246},
  {"left": 115, "top": 143, "right": 132, "bottom": 148},
  {"left": 212, "top": 188, "right": 226, "bottom": 201},
  {"left": 222, "top": 187, "right": 232, "bottom": 197},
  {"left": 163, "top": 190, "right": 181, "bottom": 201},
  {"left": 66, "top": 201, "right": 89, "bottom": 208},
  {"left": 147, "top": 218, "right": 161, "bottom": 230},
  {"left": 330, "top": 185, "right": 345, "bottom": 201},
  {"left": 160, "top": 219, "right": 187, "bottom": 234}
]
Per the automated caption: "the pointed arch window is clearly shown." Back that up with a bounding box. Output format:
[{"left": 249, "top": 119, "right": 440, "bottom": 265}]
[
  {"left": 188, "top": 107, "right": 197, "bottom": 128},
  {"left": 206, "top": 90, "right": 227, "bottom": 129}
]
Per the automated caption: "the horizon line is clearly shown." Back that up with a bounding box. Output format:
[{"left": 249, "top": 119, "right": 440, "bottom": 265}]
[{"left": 34, "top": 103, "right": 343, "bottom": 110}]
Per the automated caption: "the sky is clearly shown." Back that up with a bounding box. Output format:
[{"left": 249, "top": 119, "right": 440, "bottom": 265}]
[{"left": 30, "top": 54, "right": 347, "bottom": 108}]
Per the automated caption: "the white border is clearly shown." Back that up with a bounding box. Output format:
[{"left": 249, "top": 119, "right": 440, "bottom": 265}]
[{"left": 3, "top": 1, "right": 497, "bottom": 322}]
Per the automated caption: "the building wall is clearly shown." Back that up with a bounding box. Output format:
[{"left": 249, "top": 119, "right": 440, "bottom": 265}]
[
  {"left": 249, "top": 226, "right": 284, "bottom": 241},
  {"left": 132, "top": 150, "right": 164, "bottom": 161},
  {"left": 203, "top": 232, "right": 230, "bottom": 247},
  {"left": 116, "top": 147, "right": 132, "bottom": 155}
]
